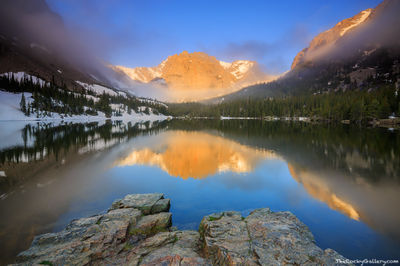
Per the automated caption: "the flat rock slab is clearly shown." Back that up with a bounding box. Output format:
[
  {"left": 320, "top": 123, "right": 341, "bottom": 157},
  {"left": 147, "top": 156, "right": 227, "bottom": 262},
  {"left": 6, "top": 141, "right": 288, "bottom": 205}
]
[
  {"left": 200, "top": 208, "right": 350, "bottom": 265},
  {"left": 14, "top": 193, "right": 350, "bottom": 266},
  {"left": 110, "top": 193, "right": 170, "bottom": 214}
]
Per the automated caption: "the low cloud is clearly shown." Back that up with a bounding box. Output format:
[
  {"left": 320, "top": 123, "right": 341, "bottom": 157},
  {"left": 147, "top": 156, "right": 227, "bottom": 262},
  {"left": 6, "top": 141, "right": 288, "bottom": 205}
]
[
  {"left": 223, "top": 41, "right": 274, "bottom": 61},
  {"left": 212, "top": 25, "right": 312, "bottom": 74},
  {"left": 297, "top": 1, "right": 400, "bottom": 67},
  {"left": 0, "top": 0, "right": 166, "bottom": 96}
]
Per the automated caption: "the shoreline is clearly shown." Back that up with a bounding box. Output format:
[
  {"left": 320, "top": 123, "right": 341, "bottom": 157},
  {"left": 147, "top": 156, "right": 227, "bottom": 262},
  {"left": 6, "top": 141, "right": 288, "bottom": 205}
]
[{"left": 175, "top": 116, "right": 400, "bottom": 129}]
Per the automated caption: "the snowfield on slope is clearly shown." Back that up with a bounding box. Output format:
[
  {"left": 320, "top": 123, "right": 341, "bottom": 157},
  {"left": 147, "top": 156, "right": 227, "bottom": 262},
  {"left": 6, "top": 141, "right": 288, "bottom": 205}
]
[
  {"left": 0, "top": 90, "right": 170, "bottom": 122},
  {"left": 0, "top": 72, "right": 49, "bottom": 87},
  {"left": 75, "top": 81, "right": 123, "bottom": 97}
]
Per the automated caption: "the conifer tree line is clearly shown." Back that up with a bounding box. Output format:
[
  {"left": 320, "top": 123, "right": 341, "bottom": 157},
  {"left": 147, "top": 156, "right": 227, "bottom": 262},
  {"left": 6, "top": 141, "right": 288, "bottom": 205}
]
[
  {"left": 168, "top": 85, "right": 400, "bottom": 123},
  {"left": 2, "top": 72, "right": 399, "bottom": 123},
  {"left": 0, "top": 73, "right": 168, "bottom": 117},
  {"left": 167, "top": 46, "right": 400, "bottom": 122}
]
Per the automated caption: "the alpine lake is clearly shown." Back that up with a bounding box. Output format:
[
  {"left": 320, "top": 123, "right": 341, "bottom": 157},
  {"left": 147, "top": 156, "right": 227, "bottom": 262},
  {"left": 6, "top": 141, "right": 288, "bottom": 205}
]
[{"left": 0, "top": 119, "right": 399, "bottom": 264}]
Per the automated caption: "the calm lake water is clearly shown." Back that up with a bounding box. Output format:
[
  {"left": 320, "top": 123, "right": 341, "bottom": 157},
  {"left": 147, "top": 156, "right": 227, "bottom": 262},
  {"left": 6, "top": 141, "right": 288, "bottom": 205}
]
[{"left": 0, "top": 119, "right": 399, "bottom": 264}]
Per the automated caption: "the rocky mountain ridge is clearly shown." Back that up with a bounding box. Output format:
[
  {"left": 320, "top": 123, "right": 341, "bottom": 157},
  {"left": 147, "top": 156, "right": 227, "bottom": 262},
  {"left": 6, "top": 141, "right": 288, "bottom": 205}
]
[
  {"left": 291, "top": 8, "right": 373, "bottom": 69},
  {"left": 114, "top": 51, "right": 263, "bottom": 91},
  {"left": 290, "top": 0, "right": 398, "bottom": 70},
  {"left": 211, "top": 0, "right": 400, "bottom": 103}
]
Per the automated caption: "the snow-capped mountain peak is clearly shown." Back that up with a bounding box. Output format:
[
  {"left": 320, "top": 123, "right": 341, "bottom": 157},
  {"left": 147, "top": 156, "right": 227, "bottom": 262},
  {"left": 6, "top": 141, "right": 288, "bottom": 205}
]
[
  {"left": 219, "top": 61, "right": 232, "bottom": 69},
  {"left": 113, "top": 52, "right": 258, "bottom": 91},
  {"left": 228, "top": 60, "right": 256, "bottom": 80}
]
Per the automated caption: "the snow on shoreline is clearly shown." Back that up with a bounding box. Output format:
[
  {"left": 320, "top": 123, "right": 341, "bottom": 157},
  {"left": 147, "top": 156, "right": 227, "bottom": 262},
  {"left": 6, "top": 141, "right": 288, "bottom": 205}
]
[
  {"left": 0, "top": 90, "right": 170, "bottom": 123},
  {"left": 0, "top": 90, "right": 171, "bottom": 151}
]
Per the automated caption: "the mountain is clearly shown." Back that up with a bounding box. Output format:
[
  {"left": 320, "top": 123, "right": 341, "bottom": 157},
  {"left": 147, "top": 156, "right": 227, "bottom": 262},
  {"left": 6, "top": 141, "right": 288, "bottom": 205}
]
[
  {"left": 210, "top": 0, "right": 400, "bottom": 103},
  {"left": 291, "top": 8, "right": 373, "bottom": 69},
  {"left": 0, "top": 0, "right": 170, "bottom": 120},
  {"left": 290, "top": 0, "right": 399, "bottom": 71},
  {"left": 113, "top": 51, "right": 269, "bottom": 101},
  {"left": 0, "top": 0, "right": 107, "bottom": 91},
  {"left": 0, "top": 0, "right": 268, "bottom": 102},
  {"left": 0, "top": 0, "right": 152, "bottom": 97}
]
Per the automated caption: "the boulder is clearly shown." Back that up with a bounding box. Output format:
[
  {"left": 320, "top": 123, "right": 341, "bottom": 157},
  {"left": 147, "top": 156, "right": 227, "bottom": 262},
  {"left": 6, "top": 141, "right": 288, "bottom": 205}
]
[
  {"left": 110, "top": 193, "right": 170, "bottom": 214},
  {"left": 15, "top": 193, "right": 350, "bottom": 266},
  {"left": 130, "top": 212, "right": 172, "bottom": 236},
  {"left": 199, "top": 208, "right": 349, "bottom": 265}
]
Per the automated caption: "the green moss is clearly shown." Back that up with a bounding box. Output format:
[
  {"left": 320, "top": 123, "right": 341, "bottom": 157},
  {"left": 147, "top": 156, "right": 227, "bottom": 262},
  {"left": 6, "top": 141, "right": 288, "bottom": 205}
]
[
  {"left": 244, "top": 220, "right": 252, "bottom": 256},
  {"left": 123, "top": 242, "right": 133, "bottom": 251},
  {"left": 39, "top": 261, "right": 53, "bottom": 266},
  {"left": 129, "top": 228, "right": 142, "bottom": 235},
  {"left": 208, "top": 216, "right": 222, "bottom": 221},
  {"left": 198, "top": 223, "right": 205, "bottom": 236},
  {"left": 308, "top": 255, "right": 317, "bottom": 262},
  {"left": 241, "top": 216, "right": 246, "bottom": 220},
  {"left": 172, "top": 235, "right": 179, "bottom": 243}
]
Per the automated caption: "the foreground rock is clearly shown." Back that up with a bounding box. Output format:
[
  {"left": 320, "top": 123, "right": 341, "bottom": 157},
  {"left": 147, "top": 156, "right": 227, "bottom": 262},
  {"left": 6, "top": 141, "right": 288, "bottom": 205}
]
[
  {"left": 200, "top": 210, "right": 346, "bottom": 265},
  {"left": 15, "top": 194, "right": 349, "bottom": 265}
]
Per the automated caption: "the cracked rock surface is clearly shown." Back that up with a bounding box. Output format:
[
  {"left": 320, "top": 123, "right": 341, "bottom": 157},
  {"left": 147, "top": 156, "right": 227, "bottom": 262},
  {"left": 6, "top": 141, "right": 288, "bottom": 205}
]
[
  {"left": 199, "top": 209, "right": 349, "bottom": 265},
  {"left": 14, "top": 194, "right": 349, "bottom": 265}
]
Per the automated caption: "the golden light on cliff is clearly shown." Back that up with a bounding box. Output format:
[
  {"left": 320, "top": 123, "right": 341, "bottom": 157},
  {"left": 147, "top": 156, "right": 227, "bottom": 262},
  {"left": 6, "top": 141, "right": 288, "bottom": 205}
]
[
  {"left": 288, "top": 164, "right": 360, "bottom": 220},
  {"left": 115, "top": 131, "right": 279, "bottom": 179}
]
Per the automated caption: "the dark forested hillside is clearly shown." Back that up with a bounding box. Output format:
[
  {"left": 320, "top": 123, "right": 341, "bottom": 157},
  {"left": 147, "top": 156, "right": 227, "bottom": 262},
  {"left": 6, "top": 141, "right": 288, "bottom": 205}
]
[{"left": 169, "top": 84, "right": 399, "bottom": 123}]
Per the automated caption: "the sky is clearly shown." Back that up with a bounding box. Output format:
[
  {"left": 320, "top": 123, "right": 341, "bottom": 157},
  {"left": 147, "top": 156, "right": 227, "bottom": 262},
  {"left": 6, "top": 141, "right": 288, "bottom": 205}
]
[{"left": 46, "top": 0, "right": 382, "bottom": 74}]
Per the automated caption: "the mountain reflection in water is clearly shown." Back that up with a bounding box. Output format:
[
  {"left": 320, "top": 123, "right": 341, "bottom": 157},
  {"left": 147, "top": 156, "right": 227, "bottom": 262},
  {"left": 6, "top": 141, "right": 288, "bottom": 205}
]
[
  {"left": 115, "top": 131, "right": 279, "bottom": 179},
  {"left": 288, "top": 164, "right": 360, "bottom": 220},
  {"left": 0, "top": 119, "right": 399, "bottom": 264}
]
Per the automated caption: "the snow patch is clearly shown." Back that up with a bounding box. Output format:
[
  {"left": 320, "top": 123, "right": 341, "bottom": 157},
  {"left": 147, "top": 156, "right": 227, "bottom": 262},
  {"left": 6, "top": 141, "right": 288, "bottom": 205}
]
[
  {"left": 219, "top": 61, "right": 232, "bottom": 69},
  {"left": 1, "top": 72, "right": 49, "bottom": 87},
  {"left": 75, "top": 81, "right": 119, "bottom": 97},
  {"left": 89, "top": 74, "right": 100, "bottom": 81},
  {"left": 30, "top": 43, "right": 51, "bottom": 54},
  {"left": 340, "top": 9, "right": 371, "bottom": 36},
  {"left": 118, "top": 91, "right": 127, "bottom": 97},
  {"left": 0, "top": 90, "right": 169, "bottom": 125},
  {"left": 229, "top": 60, "right": 254, "bottom": 80},
  {"left": 138, "top": 98, "right": 168, "bottom": 108}
]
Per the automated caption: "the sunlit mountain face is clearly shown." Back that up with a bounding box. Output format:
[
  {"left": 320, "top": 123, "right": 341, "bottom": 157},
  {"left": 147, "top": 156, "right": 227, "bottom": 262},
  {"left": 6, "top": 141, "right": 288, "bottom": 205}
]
[
  {"left": 115, "top": 131, "right": 279, "bottom": 179},
  {"left": 288, "top": 164, "right": 360, "bottom": 220},
  {"left": 112, "top": 51, "right": 276, "bottom": 102}
]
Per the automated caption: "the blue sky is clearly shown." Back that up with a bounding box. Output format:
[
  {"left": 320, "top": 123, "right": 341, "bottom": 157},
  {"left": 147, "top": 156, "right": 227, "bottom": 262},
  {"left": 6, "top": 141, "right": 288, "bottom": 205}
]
[{"left": 46, "top": 0, "right": 382, "bottom": 74}]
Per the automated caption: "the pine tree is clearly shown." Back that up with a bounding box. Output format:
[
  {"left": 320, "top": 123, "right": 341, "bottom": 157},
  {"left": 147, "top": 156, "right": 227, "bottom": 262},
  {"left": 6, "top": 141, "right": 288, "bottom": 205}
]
[
  {"left": 20, "top": 93, "right": 26, "bottom": 114},
  {"left": 27, "top": 103, "right": 31, "bottom": 116}
]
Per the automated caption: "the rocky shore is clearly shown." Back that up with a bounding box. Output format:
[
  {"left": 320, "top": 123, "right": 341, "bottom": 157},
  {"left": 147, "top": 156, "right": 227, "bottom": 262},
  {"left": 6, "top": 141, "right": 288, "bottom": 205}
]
[{"left": 14, "top": 193, "right": 348, "bottom": 265}]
